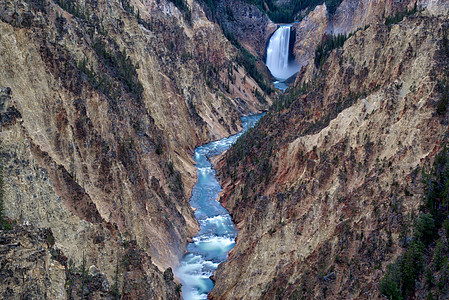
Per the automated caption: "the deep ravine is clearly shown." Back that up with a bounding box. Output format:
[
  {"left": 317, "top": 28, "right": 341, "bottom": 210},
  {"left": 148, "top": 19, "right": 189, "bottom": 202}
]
[{"left": 174, "top": 114, "right": 263, "bottom": 300}]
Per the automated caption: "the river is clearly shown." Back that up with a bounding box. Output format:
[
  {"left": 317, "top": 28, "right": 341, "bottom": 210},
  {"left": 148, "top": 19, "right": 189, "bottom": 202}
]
[{"left": 175, "top": 113, "right": 263, "bottom": 300}]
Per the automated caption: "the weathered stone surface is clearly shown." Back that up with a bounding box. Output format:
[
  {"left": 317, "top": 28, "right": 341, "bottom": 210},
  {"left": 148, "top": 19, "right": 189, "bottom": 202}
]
[
  {"left": 0, "top": 0, "right": 270, "bottom": 298},
  {"left": 212, "top": 11, "right": 449, "bottom": 299},
  {"left": 291, "top": 0, "right": 423, "bottom": 75},
  {"left": 292, "top": 4, "right": 329, "bottom": 69},
  {"left": 422, "top": 0, "right": 449, "bottom": 16},
  {"left": 215, "top": 0, "right": 277, "bottom": 58},
  {"left": 0, "top": 226, "right": 66, "bottom": 300}
]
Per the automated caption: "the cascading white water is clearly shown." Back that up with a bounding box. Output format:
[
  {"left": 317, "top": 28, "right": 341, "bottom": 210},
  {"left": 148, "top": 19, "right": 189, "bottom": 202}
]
[
  {"left": 174, "top": 114, "right": 263, "bottom": 300},
  {"left": 266, "top": 25, "right": 300, "bottom": 81}
]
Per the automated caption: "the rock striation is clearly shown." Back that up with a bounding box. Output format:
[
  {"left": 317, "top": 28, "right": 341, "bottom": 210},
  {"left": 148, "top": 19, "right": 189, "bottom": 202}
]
[
  {"left": 214, "top": 0, "right": 277, "bottom": 58},
  {"left": 212, "top": 9, "right": 449, "bottom": 299},
  {"left": 292, "top": 4, "right": 329, "bottom": 70},
  {"left": 0, "top": 226, "right": 66, "bottom": 299},
  {"left": 291, "top": 0, "right": 419, "bottom": 75},
  {"left": 0, "top": 0, "right": 270, "bottom": 297}
]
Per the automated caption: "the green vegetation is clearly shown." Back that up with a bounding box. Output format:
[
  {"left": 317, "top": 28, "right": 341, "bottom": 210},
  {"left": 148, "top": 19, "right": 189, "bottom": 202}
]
[
  {"left": 314, "top": 33, "right": 349, "bottom": 68},
  {"left": 196, "top": 1, "right": 274, "bottom": 96},
  {"left": 436, "top": 78, "right": 449, "bottom": 115},
  {"left": 385, "top": 4, "right": 417, "bottom": 26},
  {"left": 314, "top": 25, "right": 370, "bottom": 68},
  {"left": 77, "top": 38, "right": 143, "bottom": 103},
  {"left": 223, "top": 30, "right": 273, "bottom": 95},
  {"left": 199, "top": 0, "right": 343, "bottom": 23},
  {"left": 78, "top": 57, "right": 115, "bottom": 100},
  {"left": 0, "top": 148, "right": 11, "bottom": 230},
  {"left": 314, "top": 25, "right": 369, "bottom": 69},
  {"left": 119, "top": 0, "right": 135, "bottom": 15},
  {"left": 272, "top": 80, "right": 308, "bottom": 111},
  {"left": 381, "top": 146, "right": 449, "bottom": 299},
  {"left": 414, "top": 214, "right": 436, "bottom": 244},
  {"left": 168, "top": 0, "right": 192, "bottom": 24},
  {"left": 55, "top": 0, "right": 143, "bottom": 102},
  {"left": 24, "top": 0, "right": 47, "bottom": 12},
  {"left": 302, "top": 89, "right": 369, "bottom": 136},
  {"left": 438, "top": 34, "right": 449, "bottom": 115},
  {"left": 58, "top": 0, "right": 138, "bottom": 23},
  {"left": 381, "top": 240, "right": 425, "bottom": 299},
  {"left": 110, "top": 256, "right": 121, "bottom": 299},
  {"left": 241, "top": 0, "right": 343, "bottom": 23},
  {"left": 80, "top": 252, "right": 89, "bottom": 299},
  {"left": 92, "top": 38, "right": 143, "bottom": 101},
  {"left": 55, "top": 0, "right": 88, "bottom": 20},
  {"left": 167, "top": 161, "right": 184, "bottom": 197}
]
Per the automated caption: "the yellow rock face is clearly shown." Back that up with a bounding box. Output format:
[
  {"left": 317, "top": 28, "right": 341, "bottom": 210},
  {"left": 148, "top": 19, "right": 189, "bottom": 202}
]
[
  {"left": 0, "top": 0, "right": 270, "bottom": 294},
  {"left": 211, "top": 11, "right": 449, "bottom": 299}
]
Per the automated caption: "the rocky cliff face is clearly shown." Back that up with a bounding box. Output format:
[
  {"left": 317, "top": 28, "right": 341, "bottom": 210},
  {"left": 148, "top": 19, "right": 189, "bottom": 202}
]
[
  {"left": 0, "top": 225, "right": 181, "bottom": 299},
  {"left": 332, "top": 0, "right": 449, "bottom": 35},
  {"left": 292, "top": 4, "right": 329, "bottom": 69},
  {"left": 213, "top": 0, "right": 277, "bottom": 58},
  {"left": 291, "top": 0, "right": 419, "bottom": 75},
  {"left": 212, "top": 9, "right": 449, "bottom": 299},
  {"left": 0, "top": 226, "right": 66, "bottom": 299},
  {"left": 0, "top": 0, "right": 270, "bottom": 298},
  {"left": 330, "top": 0, "right": 414, "bottom": 34}
]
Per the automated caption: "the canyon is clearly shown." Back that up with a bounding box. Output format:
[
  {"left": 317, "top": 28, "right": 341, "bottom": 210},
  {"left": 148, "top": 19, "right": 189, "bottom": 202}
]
[
  {"left": 0, "top": 0, "right": 269, "bottom": 298},
  {"left": 212, "top": 2, "right": 449, "bottom": 299},
  {"left": 1, "top": 0, "right": 449, "bottom": 299}
]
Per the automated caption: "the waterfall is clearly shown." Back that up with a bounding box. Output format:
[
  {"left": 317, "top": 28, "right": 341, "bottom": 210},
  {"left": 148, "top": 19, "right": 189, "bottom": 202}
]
[{"left": 266, "top": 25, "right": 300, "bottom": 81}]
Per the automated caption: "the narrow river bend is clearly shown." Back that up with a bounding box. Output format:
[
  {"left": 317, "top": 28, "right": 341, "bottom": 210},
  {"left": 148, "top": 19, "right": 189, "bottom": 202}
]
[{"left": 175, "top": 114, "right": 263, "bottom": 300}]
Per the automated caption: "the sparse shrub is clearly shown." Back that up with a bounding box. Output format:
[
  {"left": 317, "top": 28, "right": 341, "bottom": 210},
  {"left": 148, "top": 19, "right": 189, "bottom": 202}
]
[
  {"left": 414, "top": 213, "right": 436, "bottom": 245},
  {"left": 55, "top": 0, "right": 87, "bottom": 20},
  {"left": 0, "top": 152, "right": 11, "bottom": 231},
  {"left": 223, "top": 29, "right": 273, "bottom": 95},
  {"left": 385, "top": 5, "right": 417, "bottom": 26},
  {"left": 315, "top": 33, "right": 349, "bottom": 68},
  {"left": 119, "top": 0, "right": 134, "bottom": 14},
  {"left": 92, "top": 38, "right": 143, "bottom": 101},
  {"left": 155, "top": 142, "right": 163, "bottom": 155},
  {"left": 436, "top": 79, "right": 449, "bottom": 115},
  {"left": 233, "top": 0, "right": 343, "bottom": 23},
  {"left": 168, "top": 0, "right": 191, "bottom": 23},
  {"left": 433, "top": 238, "right": 445, "bottom": 271}
]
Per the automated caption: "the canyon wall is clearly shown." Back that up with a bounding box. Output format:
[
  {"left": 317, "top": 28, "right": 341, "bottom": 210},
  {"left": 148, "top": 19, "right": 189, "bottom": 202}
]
[
  {"left": 0, "top": 0, "right": 270, "bottom": 297},
  {"left": 212, "top": 9, "right": 449, "bottom": 299},
  {"left": 291, "top": 0, "right": 419, "bottom": 74},
  {"left": 213, "top": 0, "right": 277, "bottom": 58},
  {"left": 292, "top": 0, "right": 449, "bottom": 76}
]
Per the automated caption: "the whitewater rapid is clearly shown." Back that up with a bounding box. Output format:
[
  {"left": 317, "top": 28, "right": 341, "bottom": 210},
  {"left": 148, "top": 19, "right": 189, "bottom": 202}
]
[{"left": 175, "top": 114, "right": 263, "bottom": 300}]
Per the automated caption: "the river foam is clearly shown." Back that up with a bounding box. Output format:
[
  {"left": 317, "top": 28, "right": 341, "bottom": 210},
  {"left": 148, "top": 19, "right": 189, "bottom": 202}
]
[{"left": 175, "top": 114, "right": 263, "bottom": 300}]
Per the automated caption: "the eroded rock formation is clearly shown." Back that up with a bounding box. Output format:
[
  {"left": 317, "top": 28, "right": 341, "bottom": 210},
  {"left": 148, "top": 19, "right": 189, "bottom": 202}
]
[
  {"left": 0, "top": 0, "right": 270, "bottom": 298},
  {"left": 212, "top": 9, "right": 449, "bottom": 299}
]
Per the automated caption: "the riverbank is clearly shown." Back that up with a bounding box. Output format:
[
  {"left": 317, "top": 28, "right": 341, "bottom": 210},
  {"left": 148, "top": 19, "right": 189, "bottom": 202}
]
[{"left": 175, "top": 114, "right": 263, "bottom": 300}]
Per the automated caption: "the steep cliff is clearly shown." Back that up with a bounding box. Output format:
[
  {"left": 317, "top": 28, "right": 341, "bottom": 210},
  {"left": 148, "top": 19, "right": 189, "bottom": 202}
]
[
  {"left": 291, "top": 0, "right": 419, "bottom": 76},
  {"left": 292, "top": 0, "right": 449, "bottom": 76},
  {"left": 292, "top": 4, "right": 329, "bottom": 70},
  {"left": 212, "top": 9, "right": 449, "bottom": 299},
  {"left": 0, "top": 0, "right": 271, "bottom": 298},
  {"left": 212, "top": 0, "right": 277, "bottom": 58}
]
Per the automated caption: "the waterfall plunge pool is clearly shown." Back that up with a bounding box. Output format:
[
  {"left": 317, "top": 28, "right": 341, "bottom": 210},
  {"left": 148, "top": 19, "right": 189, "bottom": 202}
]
[{"left": 175, "top": 114, "right": 264, "bottom": 300}]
